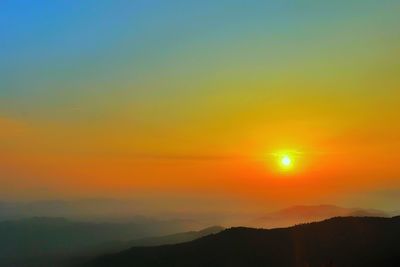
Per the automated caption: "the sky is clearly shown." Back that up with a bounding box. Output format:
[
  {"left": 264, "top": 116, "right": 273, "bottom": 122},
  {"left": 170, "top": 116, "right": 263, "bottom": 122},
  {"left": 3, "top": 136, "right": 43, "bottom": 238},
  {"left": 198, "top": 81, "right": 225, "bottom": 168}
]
[{"left": 1, "top": 0, "right": 400, "bottom": 214}]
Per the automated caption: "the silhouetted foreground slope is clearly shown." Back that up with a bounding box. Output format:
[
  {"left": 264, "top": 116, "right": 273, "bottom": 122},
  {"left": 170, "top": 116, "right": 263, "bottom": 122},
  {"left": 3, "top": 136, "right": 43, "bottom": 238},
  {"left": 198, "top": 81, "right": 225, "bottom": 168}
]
[{"left": 88, "top": 216, "right": 400, "bottom": 267}]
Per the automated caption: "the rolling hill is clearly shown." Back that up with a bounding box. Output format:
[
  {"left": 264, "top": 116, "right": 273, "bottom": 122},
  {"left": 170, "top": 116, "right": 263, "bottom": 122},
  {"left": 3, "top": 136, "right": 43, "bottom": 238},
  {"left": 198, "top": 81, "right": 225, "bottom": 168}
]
[
  {"left": 121, "top": 225, "right": 224, "bottom": 247},
  {"left": 250, "top": 204, "right": 387, "bottom": 228},
  {"left": 89, "top": 216, "right": 400, "bottom": 267}
]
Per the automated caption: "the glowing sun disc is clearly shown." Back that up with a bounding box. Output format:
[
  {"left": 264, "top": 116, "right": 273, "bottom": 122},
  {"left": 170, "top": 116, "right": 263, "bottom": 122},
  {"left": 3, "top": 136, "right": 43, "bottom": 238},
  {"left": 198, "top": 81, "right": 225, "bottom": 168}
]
[
  {"left": 281, "top": 156, "right": 292, "bottom": 166},
  {"left": 278, "top": 154, "right": 293, "bottom": 170}
]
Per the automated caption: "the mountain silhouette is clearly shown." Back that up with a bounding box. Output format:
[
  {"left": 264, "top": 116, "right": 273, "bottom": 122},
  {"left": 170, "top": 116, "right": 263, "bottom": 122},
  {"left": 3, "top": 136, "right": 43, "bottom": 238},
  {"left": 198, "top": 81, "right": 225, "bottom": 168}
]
[
  {"left": 250, "top": 205, "right": 387, "bottom": 228},
  {"left": 121, "top": 226, "right": 224, "bottom": 247},
  {"left": 88, "top": 216, "right": 400, "bottom": 267},
  {"left": 73, "top": 225, "right": 225, "bottom": 264}
]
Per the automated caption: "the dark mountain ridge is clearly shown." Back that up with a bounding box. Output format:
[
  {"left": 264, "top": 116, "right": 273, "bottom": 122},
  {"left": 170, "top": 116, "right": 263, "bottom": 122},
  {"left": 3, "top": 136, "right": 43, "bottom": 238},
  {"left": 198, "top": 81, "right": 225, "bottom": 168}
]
[
  {"left": 250, "top": 204, "right": 387, "bottom": 228},
  {"left": 89, "top": 216, "right": 400, "bottom": 267}
]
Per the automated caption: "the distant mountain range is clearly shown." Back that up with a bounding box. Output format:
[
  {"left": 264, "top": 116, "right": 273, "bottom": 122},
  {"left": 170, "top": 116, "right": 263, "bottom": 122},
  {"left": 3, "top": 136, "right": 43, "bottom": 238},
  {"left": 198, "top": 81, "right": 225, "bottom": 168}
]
[
  {"left": 0, "top": 204, "right": 392, "bottom": 267},
  {"left": 88, "top": 216, "right": 400, "bottom": 267},
  {"left": 0, "top": 200, "right": 206, "bottom": 223},
  {"left": 250, "top": 204, "right": 387, "bottom": 228}
]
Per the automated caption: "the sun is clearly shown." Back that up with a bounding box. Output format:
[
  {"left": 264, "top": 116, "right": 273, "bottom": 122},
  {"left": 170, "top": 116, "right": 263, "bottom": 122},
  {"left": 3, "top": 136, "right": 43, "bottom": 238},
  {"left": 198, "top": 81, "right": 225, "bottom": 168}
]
[
  {"left": 269, "top": 149, "right": 300, "bottom": 173},
  {"left": 281, "top": 155, "right": 292, "bottom": 167},
  {"left": 279, "top": 154, "right": 293, "bottom": 170}
]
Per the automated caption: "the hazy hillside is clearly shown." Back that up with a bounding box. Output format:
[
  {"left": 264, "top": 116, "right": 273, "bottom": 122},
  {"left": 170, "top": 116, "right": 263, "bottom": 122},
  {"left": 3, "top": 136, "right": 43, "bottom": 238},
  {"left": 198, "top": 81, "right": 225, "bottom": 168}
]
[
  {"left": 123, "top": 226, "right": 224, "bottom": 247},
  {"left": 74, "top": 226, "right": 225, "bottom": 261},
  {"left": 89, "top": 216, "right": 400, "bottom": 267},
  {"left": 250, "top": 205, "right": 387, "bottom": 228},
  {"left": 0, "top": 217, "right": 201, "bottom": 267}
]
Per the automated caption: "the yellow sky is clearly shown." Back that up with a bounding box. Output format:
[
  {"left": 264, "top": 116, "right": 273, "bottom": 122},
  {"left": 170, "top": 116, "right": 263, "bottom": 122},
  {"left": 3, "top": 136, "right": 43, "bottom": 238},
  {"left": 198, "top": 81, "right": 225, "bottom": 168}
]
[{"left": 1, "top": 1, "right": 400, "bottom": 212}]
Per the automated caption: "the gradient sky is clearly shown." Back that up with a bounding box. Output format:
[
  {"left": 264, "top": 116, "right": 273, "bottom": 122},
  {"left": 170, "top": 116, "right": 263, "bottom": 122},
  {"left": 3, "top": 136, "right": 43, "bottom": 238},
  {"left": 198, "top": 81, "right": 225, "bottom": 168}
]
[{"left": 1, "top": 1, "right": 400, "bottom": 213}]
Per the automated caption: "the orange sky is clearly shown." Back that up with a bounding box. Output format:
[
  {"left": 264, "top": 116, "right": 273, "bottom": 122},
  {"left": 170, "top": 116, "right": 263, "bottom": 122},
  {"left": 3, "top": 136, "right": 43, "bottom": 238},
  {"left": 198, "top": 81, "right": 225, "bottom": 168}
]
[{"left": 1, "top": 1, "right": 400, "bottom": 213}]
